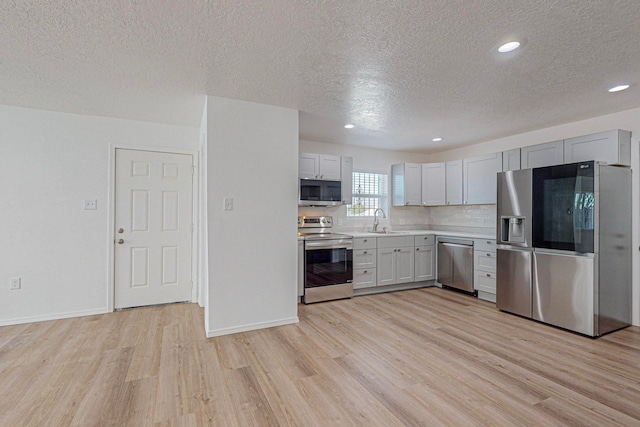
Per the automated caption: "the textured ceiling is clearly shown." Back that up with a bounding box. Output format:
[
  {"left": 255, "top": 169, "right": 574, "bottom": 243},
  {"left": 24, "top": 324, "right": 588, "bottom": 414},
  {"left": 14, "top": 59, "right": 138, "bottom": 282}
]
[{"left": 1, "top": 1, "right": 640, "bottom": 153}]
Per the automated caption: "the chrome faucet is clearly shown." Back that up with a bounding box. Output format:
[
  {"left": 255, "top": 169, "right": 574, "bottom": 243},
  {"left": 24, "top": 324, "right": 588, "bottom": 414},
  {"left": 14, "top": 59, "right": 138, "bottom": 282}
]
[{"left": 372, "top": 208, "right": 387, "bottom": 232}]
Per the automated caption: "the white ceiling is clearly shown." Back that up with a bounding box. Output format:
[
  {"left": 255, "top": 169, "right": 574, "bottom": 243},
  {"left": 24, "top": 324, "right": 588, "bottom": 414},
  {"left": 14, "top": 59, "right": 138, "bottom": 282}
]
[{"left": 1, "top": 1, "right": 639, "bottom": 153}]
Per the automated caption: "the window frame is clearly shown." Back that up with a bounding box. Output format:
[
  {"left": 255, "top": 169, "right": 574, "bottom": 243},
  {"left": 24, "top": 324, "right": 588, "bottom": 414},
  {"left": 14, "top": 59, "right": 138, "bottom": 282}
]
[{"left": 347, "top": 170, "right": 389, "bottom": 217}]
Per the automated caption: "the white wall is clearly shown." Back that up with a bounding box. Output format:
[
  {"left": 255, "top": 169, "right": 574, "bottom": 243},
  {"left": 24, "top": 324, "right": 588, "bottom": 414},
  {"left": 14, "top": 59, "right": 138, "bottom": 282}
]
[
  {"left": 0, "top": 104, "right": 198, "bottom": 325},
  {"left": 299, "top": 140, "right": 432, "bottom": 231},
  {"left": 205, "top": 96, "right": 299, "bottom": 336},
  {"left": 427, "top": 106, "right": 640, "bottom": 326}
]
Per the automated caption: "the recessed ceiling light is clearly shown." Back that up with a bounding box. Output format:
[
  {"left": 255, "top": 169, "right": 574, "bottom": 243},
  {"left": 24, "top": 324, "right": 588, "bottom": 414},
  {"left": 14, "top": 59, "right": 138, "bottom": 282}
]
[
  {"left": 432, "top": 137, "right": 443, "bottom": 142},
  {"left": 344, "top": 124, "right": 355, "bottom": 129},
  {"left": 608, "top": 84, "right": 630, "bottom": 93},
  {"left": 498, "top": 41, "right": 520, "bottom": 53}
]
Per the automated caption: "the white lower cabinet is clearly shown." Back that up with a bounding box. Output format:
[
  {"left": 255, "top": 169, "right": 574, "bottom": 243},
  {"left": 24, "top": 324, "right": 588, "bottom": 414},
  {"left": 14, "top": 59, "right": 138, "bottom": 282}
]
[
  {"left": 414, "top": 246, "right": 435, "bottom": 281},
  {"left": 349, "top": 233, "right": 437, "bottom": 293},
  {"left": 414, "top": 234, "right": 435, "bottom": 281},
  {"left": 353, "top": 248, "right": 377, "bottom": 290},
  {"left": 353, "top": 268, "right": 377, "bottom": 289},
  {"left": 353, "top": 237, "right": 378, "bottom": 290},
  {"left": 377, "top": 247, "right": 415, "bottom": 285},
  {"left": 377, "top": 248, "right": 396, "bottom": 286},
  {"left": 377, "top": 236, "right": 415, "bottom": 286},
  {"left": 473, "top": 238, "right": 497, "bottom": 302}
]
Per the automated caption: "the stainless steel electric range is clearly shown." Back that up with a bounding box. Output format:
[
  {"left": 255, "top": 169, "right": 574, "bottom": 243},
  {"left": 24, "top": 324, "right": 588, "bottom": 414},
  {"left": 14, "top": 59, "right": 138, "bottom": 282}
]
[{"left": 298, "top": 216, "right": 353, "bottom": 303}]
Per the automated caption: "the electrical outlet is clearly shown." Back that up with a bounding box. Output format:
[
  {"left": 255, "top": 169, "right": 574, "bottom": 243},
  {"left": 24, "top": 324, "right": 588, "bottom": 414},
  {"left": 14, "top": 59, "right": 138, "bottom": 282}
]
[
  {"left": 84, "top": 199, "right": 97, "bottom": 210},
  {"left": 10, "top": 277, "right": 21, "bottom": 290}
]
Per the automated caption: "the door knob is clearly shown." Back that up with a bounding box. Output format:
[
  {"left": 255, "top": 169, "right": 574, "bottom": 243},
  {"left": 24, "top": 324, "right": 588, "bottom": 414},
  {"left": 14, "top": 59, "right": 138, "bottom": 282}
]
[
  {"left": 117, "top": 239, "right": 124, "bottom": 244},
  {"left": 117, "top": 228, "right": 124, "bottom": 233}
]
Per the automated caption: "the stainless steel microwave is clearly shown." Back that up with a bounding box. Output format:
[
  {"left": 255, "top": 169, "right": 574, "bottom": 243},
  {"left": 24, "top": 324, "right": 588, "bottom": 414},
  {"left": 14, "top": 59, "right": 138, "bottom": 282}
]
[{"left": 299, "top": 179, "right": 342, "bottom": 206}]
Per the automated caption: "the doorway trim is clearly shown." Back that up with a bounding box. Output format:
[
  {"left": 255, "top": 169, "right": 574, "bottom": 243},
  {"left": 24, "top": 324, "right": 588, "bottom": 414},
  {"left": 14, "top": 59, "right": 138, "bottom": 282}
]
[{"left": 107, "top": 143, "right": 199, "bottom": 312}]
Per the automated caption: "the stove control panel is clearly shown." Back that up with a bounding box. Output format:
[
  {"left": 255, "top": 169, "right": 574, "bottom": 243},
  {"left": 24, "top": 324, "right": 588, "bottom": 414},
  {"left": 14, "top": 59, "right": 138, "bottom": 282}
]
[{"left": 298, "top": 216, "right": 333, "bottom": 229}]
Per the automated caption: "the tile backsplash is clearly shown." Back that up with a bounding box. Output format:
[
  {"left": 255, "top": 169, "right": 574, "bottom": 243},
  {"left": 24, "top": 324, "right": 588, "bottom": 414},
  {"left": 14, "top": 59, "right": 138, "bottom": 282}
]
[
  {"left": 427, "top": 204, "right": 496, "bottom": 235},
  {"left": 298, "top": 204, "right": 496, "bottom": 235}
]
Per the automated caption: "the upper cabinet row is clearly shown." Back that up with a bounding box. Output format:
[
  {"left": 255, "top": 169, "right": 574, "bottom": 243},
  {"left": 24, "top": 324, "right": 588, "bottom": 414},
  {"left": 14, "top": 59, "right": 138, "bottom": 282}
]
[
  {"left": 513, "top": 129, "right": 631, "bottom": 169},
  {"left": 392, "top": 129, "right": 631, "bottom": 207},
  {"left": 393, "top": 153, "right": 502, "bottom": 206}
]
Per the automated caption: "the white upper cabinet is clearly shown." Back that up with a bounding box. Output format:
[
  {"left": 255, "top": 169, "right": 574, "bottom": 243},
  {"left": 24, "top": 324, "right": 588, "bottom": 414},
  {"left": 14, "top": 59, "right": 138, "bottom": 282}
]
[
  {"left": 463, "top": 153, "right": 502, "bottom": 205},
  {"left": 445, "top": 160, "right": 463, "bottom": 205},
  {"left": 521, "top": 140, "right": 564, "bottom": 169},
  {"left": 392, "top": 163, "right": 422, "bottom": 206},
  {"left": 502, "top": 149, "right": 521, "bottom": 171},
  {"left": 421, "top": 163, "right": 446, "bottom": 206},
  {"left": 298, "top": 153, "right": 318, "bottom": 179},
  {"left": 340, "top": 156, "right": 353, "bottom": 204},
  {"left": 298, "top": 153, "right": 341, "bottom": 180},
  {"left": 563, "top": 129, "right": 631, "bottom": 166}
]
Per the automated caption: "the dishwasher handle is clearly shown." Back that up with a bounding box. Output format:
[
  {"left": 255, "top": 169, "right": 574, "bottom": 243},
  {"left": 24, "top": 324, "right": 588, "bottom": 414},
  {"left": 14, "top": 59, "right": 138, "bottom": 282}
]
[
  {"left": 439, "top": 241, "right": 473, "bottom": 250},
  {"left": 438, "top": 237, "right": 473, "bottom": 247}
]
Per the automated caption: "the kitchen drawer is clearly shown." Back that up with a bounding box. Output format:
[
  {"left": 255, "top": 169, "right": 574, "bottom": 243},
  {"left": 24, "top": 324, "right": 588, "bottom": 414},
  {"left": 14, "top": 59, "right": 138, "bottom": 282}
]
[
  {"left": 474, "top": 238, "right": 497, "bottom": 253},
  {"left": 354, "top": 249, "right": 376, "bottom": 269},
  {"left": 353, "top": 237, "right": 377, "bottom": 250},
  {"left": 475, "top": 270, "right": 496, "bottom": 294},
  {"left": 414, "top": 235, "right": 435, "bottom": 247},
  {"left": 353, "top": 268, "right": 377, "bottom": 289},
  {"left": 475, "top": 250, "right": 496, "bottom": 272},
  {"left": 376, "top": 235, "right": 414, "bottom": 249}
]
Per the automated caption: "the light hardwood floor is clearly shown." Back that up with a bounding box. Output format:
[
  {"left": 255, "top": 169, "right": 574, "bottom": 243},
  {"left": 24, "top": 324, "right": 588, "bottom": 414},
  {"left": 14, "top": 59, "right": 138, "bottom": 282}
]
[{"left": 2, "top": 287, "right": 640, "bottom": 426}]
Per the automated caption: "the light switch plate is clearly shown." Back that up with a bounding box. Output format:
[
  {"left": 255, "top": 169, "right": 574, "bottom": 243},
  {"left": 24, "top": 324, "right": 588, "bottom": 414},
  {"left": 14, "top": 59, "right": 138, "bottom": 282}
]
[
  {"left": 10, "top": 277, "right": 21, "bottom": 290},
  {"left": 84, "top": 199, "right": 97, "bottom": 210},
  {"left": 224, "top": 198, "right": 233, "bottom": 211}
]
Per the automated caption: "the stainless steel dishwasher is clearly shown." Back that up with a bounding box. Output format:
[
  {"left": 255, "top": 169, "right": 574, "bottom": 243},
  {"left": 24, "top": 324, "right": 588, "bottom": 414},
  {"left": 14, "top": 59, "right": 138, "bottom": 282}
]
[{"left": 437, "top": 238, "right": 475, "bottom": 294}]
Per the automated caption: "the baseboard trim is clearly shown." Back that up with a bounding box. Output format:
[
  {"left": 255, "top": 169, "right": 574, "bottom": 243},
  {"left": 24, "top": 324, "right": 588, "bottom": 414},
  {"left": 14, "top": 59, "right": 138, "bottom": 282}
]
[
  {"left": 205, "top": 316, "right": 299, "bottom": 338},
  {"left": 0, "top": 308, "right": 110, "bottom": 327}
]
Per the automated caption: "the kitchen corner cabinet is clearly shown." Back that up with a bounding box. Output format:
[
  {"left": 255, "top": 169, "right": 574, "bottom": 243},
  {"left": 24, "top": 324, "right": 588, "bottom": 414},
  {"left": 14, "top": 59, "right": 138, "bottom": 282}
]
[
  {"left": 392, "top": 163, "right": 422, "bottom": 206},
  {"left": 502, "top": 149, "right": 521, "bottom": 171},
  {"left": 463, "top": 153, "right": 502, "bottom": 205},
  {"left": 341, "top": 156, "right": 353, "bottom": 204},
  {"left": 445, "top": 160, "right": 463, "bottom": 205},
  {"left": 377, "top": 236, "right": 415, "bottom": 285},
  {"left": 421, "top": 163, "right": 446, "bottom": 206},
  {"left": 298, "top": 153, "right": 341, "bottom": 180},
  {"left": 521, "top": 140, "right": 564, "bottom": 169},
  {"left": 414, "top": 235, "right": 435, "bottom": 281},
  {"left": 563, "top": 129, "right": 631, "bottom": 166}
]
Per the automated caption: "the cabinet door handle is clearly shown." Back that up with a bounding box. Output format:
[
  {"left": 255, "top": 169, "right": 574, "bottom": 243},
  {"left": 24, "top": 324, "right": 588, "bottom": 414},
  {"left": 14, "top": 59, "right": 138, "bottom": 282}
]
[
  {"left": 363, "top": 270, "right": 368, "bottom": 274},
  {"left": 363, "top": 251, "right": 367, "bottom": 254},
  {"left": 486, "top": 273, "right": 491, "bottom": 277},
  {"left": 416, "top": 248, "right": 419, "bottom": 251},
  {"left": 486, "top": 253, "right": 491, "bottom": 257}
]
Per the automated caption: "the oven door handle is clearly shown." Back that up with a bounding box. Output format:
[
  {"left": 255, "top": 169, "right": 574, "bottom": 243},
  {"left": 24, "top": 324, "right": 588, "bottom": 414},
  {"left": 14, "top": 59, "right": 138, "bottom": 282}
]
[{"left": 305, "top": 240, "right": 353, "bottom": 250}]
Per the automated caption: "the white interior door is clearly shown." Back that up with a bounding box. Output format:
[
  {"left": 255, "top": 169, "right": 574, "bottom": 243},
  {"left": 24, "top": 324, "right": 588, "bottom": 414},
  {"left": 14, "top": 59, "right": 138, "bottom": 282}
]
[{"left": 114, "top": 149, "right": 193, "bottom": 309}]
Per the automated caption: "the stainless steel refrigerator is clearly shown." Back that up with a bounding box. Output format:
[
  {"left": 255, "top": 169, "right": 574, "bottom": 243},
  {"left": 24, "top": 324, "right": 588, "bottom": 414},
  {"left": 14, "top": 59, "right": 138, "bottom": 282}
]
[{"left": 496, "top": 161, "right": 631, "bottom": 337}]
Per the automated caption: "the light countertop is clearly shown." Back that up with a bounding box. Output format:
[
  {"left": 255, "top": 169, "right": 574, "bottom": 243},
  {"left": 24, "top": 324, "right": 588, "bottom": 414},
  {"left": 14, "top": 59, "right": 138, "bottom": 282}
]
[{"left": 347, "top": 230, "right": 495, "bottom": 240}]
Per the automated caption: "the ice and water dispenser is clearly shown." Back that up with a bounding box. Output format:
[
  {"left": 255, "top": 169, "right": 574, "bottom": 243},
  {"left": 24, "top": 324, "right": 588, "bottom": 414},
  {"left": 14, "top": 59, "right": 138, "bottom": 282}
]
[{"left": 501, "top": 217, "right": 526, "bottom": 244}]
